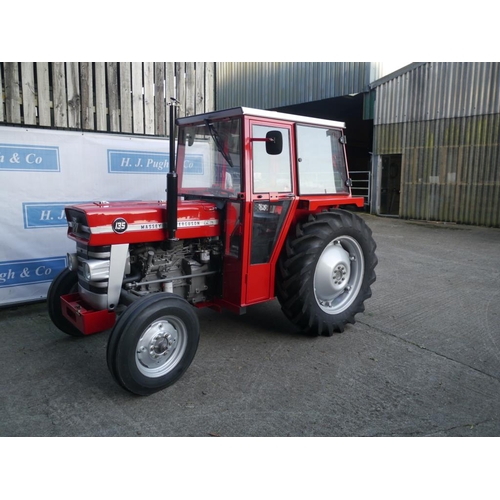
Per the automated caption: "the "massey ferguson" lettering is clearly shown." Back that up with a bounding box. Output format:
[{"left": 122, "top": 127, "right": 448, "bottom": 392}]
[
  {"left": 140, "top": 223, "right": 164, "bottom": 230},
  {"left": 178, "top": 219, "right": 218, "bottom": 227},
  {"left": 91, "top": 219, "right": 218, "bottom": 234}
]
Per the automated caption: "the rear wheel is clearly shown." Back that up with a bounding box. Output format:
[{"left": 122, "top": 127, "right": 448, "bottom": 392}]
[
  {"left": 107, "top": 293, "right": 200, "bottom": 396},
  {"left": 276, "top": 209, "right": 377, "bottom": 336},
  {"left": 47, "top": 268, "right": 83, "bottom": 337}
]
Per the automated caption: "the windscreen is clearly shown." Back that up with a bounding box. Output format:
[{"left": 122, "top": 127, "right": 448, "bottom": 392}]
[{"left": 178, "top": 118, "right": 242, "bottom": 198}]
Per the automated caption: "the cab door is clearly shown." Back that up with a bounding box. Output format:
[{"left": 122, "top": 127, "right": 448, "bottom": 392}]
[{"left": 245, "top": 121, "right": 296, "bottom": 304}]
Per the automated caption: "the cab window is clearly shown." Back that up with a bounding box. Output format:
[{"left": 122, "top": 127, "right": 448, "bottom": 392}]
[
  {"left": 296, "top": 125, "right": 349, "bottom": 194},
  {"left": 252, "top": 125, "right": 292, "bottom": 193}
]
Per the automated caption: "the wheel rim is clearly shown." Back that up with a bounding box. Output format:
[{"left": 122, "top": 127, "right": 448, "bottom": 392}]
[
  {"left": 313, "top": 236, "right": 364, "bottom": 315},
  {"left": 135, "top": 315, "right": 188, "bottom": 378}
]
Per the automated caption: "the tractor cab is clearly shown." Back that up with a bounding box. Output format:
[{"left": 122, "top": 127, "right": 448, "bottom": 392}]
[{"left": 175, "top": 107, "right": 362, "bottom": 311}]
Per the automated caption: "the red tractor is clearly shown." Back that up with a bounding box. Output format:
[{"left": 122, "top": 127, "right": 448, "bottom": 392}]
[{"left": 47, "top": 105, "right": 377, "bottom": 395}]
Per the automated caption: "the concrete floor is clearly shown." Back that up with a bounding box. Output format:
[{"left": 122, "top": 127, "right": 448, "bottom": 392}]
[{"left": 1, "top": 214, "right": 499, "bottom": 437}]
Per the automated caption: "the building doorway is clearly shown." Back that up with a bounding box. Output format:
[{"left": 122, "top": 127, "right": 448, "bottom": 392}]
[{"left": 380, "top": 154, "right": 401, "bottom": 215}]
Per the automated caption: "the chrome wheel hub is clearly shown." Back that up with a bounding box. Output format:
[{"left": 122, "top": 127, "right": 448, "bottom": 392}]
[
  {"left": 333, "top": 263, "right": 348, "bottom": 285},
  {"left": 136, "top": 317, "right": 187, "bottom": 377},
  {"left": 313, "top": 236, "right": 364, "bottom": 314}
]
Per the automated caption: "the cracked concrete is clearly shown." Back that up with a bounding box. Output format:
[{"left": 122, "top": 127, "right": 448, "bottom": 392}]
[{"left": 1, "top": 213, "right": 499, "bottom": 437}]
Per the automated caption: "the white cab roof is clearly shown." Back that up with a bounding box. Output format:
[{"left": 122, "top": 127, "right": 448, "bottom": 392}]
[{"left": 177, "top": 107, "right": 346, "bottom": 129}]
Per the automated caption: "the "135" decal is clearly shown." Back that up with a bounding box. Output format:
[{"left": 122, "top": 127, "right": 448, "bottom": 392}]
[{"left": 112, "top": 218, "right": 128, "bottom": 233}]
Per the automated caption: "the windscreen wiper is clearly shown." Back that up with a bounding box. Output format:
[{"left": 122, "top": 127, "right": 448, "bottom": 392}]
[{"left": 205, "top": 119, "right": 234, "bottom": 169}]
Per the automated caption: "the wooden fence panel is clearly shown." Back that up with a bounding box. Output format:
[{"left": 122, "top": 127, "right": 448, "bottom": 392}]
[
  {"left": 132, "top": 62, "right": 144, "bottom": 135},
  {"left": 185, "top": 62, "right": 196, "bottom": 117},
  {"left": 205, "top": 62, "right": 215, "bottom": 112},
  {"left": 120, "top": 62, "right": 132, "bottom": 133},
  {"left": 4, "top": 62, "right": 21, "bottom": 123},
  {"left": 81, "top": 62, "right": 93, "bottom": 130},
  {"left": 155, "top": 63, "right": 165, "bottom": 136},
  {"left": 107, "top": 62, "right": 120, "bottom": 132},
  {"left": 95, "top": 62, "right": 107, "bottom": 131},
  {"left": 0, "top": 65, "right": 3, "bottom": 122},
  {"left": 21, "top": 62, "right": 37, "bottom": 125},
  {"left": 36, "top": 63, "right": 51, "bottom": 127},
  {"left": 52, "top": 62, "right": 67, "bottom": 128},
  {"left": 67, "top": 62, "right": 81, "bottom": 129},
  {"left": 166, "top": 62, "right": 175, "bottom": 134},
  {"left": 0, "top": 61, "right": 215, "bottom": 135},
  {"left": 196, "top": 62, "right": 205, "bottom": 114},
  {"left": 144, "top": 62, "right": 154, "bottom": 135},
  {"left": 176, "top": 62, "right": 186, "bottom": 120},
  {"left": 51, "top": 63, "right": 65, "bottom": 127}
]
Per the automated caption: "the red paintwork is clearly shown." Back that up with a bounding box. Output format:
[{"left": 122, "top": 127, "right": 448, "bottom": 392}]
[
  {"left": 297, "top": 195, "right": 364, "bottom": 211},
  {"left": 65, "top": 199, "right": 220, "bottom": 246},
  {"left": 61, "top": 293, "right": 116, "bottom": 335},
  {"left": 62, "top": 109, "right": 365, "bottom": 325},
  {"left": 217, "top": 115, "right": 364, "bottom": 309}
]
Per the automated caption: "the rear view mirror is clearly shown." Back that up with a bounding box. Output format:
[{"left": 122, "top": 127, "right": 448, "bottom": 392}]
[{"left": 266, "top": 131, "right": 283, "bottom": 155}]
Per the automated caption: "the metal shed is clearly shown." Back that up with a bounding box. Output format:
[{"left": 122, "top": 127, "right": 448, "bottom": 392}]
[
  {"left": 369, "top": 62, "right": 500, "bottom": 227},
  {"left": 216, "top": 62, "right": 384, "bottom": 109}
]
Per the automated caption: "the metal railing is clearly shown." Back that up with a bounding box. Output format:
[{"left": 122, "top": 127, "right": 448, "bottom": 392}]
[{"left": 349, "top": 171, "right": 371, "bottom": 208}]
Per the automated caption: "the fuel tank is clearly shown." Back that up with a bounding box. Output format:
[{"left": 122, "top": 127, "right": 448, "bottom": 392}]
[{"left": 65, "top": 199, "right": 220, "bottom": 246}]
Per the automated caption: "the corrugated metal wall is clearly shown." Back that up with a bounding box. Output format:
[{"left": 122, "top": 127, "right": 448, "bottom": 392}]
[
  {"left": 374, "top": 62, "right": 500, "bottom": 124},
  {"left": 216, "top": 62, "right": 383, "bottom": 110},
  {"left": 372, "top": 62, "right": 500, "bottom": 227}
]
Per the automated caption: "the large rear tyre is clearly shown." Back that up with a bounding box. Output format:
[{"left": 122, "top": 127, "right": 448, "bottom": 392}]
[
  {"left": 276, "top": 209, "right": 377, "bottom": 336},
  {"left": 47, "top": 268, "right": 83, "bottom": 337},
  {"left": 107, "top": 293, "right": 200, "bottom": 396}
]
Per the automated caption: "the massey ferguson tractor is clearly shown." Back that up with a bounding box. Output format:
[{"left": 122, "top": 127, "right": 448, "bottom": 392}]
[{"left": 47, "top": 105, "right": 377, "bottom": 396}]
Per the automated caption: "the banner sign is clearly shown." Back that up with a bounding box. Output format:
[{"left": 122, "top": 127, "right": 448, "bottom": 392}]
[
  {"left": 0, "top": 125, "right": 195, "bottom": 306},
  {"left": 0, "top": 144, "right": 60, "bottom": 171},
  {"left": 23, "top": 202, "right": 76, "bottom": 229},
  {"left": 0, "top": 257, "right": 66, "bottom": 288},
  {"left": 108, "top": 150, "right": 170, "bottom": 174}
]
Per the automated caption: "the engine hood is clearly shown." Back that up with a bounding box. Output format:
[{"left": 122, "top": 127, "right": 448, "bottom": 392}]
[{"left": 65, "top": 199, "right": 220, "bottom": 246}]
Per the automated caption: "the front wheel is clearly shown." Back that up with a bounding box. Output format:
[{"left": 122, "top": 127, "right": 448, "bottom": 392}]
[
  {"left": 107, "top": 293, "right": 200, "bottom": 396},
  {"left": 276, "top": 209, "right": 377, "bottom": 336}
]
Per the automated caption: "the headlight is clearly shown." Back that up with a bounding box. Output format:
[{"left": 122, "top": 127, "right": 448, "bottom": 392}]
[
  {"left": 82, "top": 260, "right": 110, "bottom": 281},
  {"left": 66, "top": 253, "right": 79, "bottom": 271},
  {"left": 82, "top": 262, "right": 91, "bottom": 280}
]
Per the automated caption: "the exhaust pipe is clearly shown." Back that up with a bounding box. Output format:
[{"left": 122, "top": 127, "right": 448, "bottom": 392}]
[{"left": 166, "top": 98, "right": 179, "bottom": 247}]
